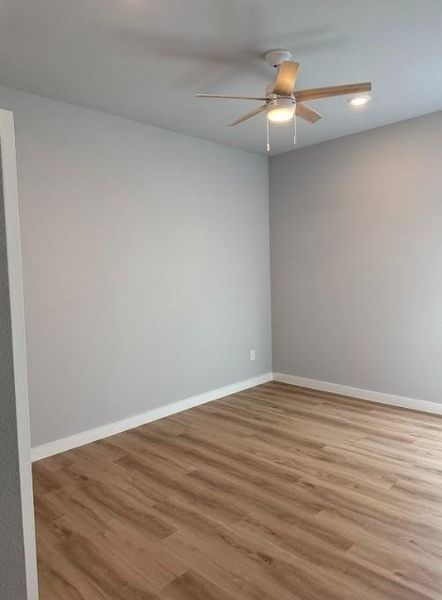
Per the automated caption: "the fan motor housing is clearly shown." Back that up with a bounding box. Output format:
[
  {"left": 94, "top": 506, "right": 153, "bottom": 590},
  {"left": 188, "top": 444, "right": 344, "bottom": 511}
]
[{"left": 268, "top": 97, "right": 296, "bottom": 110}]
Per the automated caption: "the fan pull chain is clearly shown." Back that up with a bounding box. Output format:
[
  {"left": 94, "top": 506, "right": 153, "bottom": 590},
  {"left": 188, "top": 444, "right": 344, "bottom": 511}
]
[
  {"left": 266, "top": 116, "right": 270, "bottom": 152},
  {"left": 293, "top": 109, "right": 297, "bottom": 146}
]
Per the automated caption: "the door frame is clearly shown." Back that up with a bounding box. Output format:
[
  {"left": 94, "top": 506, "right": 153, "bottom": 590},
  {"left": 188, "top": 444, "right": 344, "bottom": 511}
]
[{"left": 1, "top": 109, "right": 38, "bottom": 599}]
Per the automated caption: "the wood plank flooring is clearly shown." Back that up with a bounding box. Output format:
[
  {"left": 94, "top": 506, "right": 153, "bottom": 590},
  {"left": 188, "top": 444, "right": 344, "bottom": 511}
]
[{"left": 33, "top": 381, "right": 442, "bottom": 599}]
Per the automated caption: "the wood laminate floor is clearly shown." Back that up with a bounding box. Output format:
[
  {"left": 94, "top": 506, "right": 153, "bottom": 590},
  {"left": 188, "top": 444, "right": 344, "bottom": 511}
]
[{"left": 33, "top": 382, "right": 442, "bottom": 599}]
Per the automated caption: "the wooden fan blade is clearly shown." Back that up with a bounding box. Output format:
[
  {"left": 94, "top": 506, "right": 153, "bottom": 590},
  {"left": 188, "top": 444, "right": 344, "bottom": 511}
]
[
  {"left": 294, "top": 82, "right": 372, "bottom": 103},
  {"left": 296, "top": 103, "right": 322, "bottom": 123},
  {"left": 196, "top": 94, "right": 268, "bottom": 101},
  {"left": 269, "top": 61, "right": 300, "bottom": 96},
  {"left": 229, "top": 105, "right": 267, "bottom": 126}
]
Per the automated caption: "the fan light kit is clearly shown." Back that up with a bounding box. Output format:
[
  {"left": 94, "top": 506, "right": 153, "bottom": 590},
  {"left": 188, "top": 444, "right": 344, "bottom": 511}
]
[
  {"left": 267, "top": 98, "right": 296, "bottom": 123},
  {"left": 197, "top": 50, "right": 373, "bottom": 152}
]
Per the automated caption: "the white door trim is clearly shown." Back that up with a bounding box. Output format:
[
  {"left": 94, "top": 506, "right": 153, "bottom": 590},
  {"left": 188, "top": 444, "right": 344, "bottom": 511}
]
[{"left": 1, "top": 109, "right": 38, "bottom": 599}]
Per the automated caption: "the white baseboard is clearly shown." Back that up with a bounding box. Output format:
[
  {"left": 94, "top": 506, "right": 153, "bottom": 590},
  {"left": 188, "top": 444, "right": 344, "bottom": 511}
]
[
  {"left": 273, "top": 372, "right": 442, "bottom": 415},
  {"left": 31, "top": 372, "right": 273, "bottom": 462},
  {"left": 33, "top": 370, "right": 441, "bottom": 462}
]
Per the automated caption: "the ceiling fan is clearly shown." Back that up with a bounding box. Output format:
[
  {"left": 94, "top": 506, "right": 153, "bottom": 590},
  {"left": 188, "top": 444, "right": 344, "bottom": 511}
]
[{"left": 197, "top": 50, "right": 372, "bottom": 150}]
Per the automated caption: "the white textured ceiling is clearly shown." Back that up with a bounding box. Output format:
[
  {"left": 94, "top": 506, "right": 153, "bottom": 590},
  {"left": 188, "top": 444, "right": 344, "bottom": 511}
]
[{"left": 0, "top": 0, "right": 441, "bottom": 154}]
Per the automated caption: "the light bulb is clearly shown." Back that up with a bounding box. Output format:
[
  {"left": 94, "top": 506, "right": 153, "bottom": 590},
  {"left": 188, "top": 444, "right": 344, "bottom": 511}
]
[
  {"left": 267, "top": 107, "right": 295, "bottom": 123},
  {"left": 347, "top": 95, "right": 371, "bottom": 107}
]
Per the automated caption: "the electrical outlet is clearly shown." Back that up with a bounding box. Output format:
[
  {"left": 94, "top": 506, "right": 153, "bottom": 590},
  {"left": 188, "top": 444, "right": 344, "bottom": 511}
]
[{"left": 249, "top": 349, "right": 256, "bottom": 362}]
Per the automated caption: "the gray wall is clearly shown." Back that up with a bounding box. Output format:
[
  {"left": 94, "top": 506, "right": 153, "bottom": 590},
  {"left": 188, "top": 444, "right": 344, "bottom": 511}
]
[
  {"left": 0, "top": 86, "right": 271, "bottom": 448},
  {"left": 270, "top": 111, "right": 442, "bottom": 403},
  {"left": 0, "top": 144, "right": 27, "bottom": 599}
]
